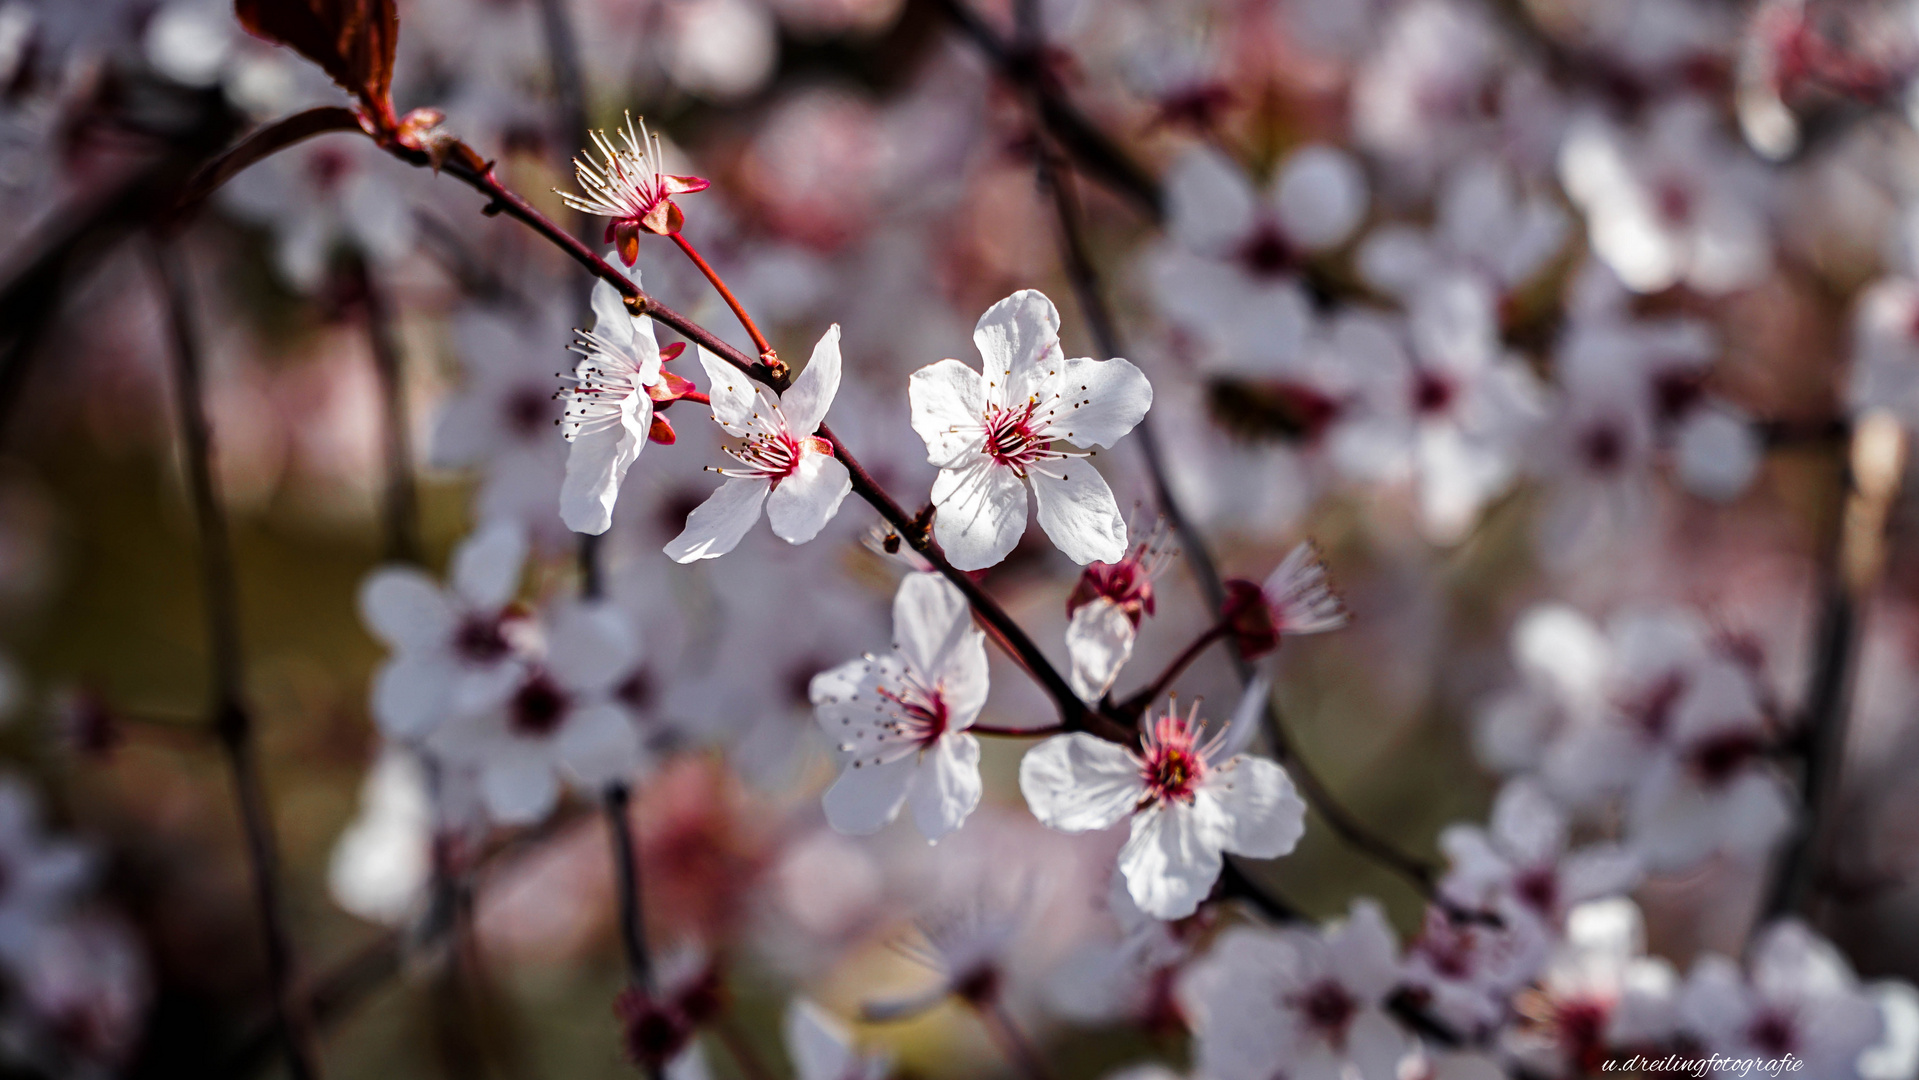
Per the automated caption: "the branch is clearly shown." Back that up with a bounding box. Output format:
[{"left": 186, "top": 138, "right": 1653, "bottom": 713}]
[
  {"left": 150, "top": 237, "right": 320, "bottom": 1080},
  {"left": 929, "top": 0, "right": 1163, "bottom": 221},
  {"left": 344, "top": 251, "right": 423, "bottom": 564},
  {"left": 1765, "top": 411, "right": 1905, "bottom": 916},
  {"left": 603, "top": 782, "right": 655, "bottom": 991},
  {"left": 171, "top": 106, "right": 364, "bottom": 222}
]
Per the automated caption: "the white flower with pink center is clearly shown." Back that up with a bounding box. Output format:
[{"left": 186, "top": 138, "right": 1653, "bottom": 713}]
[
  {"left": 809, "top": 573, "right": 988, "bottom": 842},
  {"left": 560, "top": 114, "right": 711, "bottom": 263},
  {"left": 665, "top": 327, "right": 852, "bottom": 562},
  {"left": 1018, "top": 680, "right": 1306, "bottom": 919},
  {"left": 908, "top": 290, "right": 1154, "bottom": 572},
  {"left": 559, "top": 262, "right": 667, "bottom": 536}
]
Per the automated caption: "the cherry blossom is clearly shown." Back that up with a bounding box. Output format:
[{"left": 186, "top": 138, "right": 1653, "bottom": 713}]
[
  {"left": 908, "top": 290, "right": 1152, "bottom": 571},
  {"left": 666, "top": 328, "right": 852, "bottom": 562},
  {"left": 559, "top": 261, "right": 669, "bottom": 537},
  {"left": 428, "top": 600, "right": 646, "bottom": 825},
  {"left": 1559, "top": 97, "right": 1773, "bottom": 296},
  {"left": 1177, "top": 901, "right": 1413, "bottom": 1080},
  {"left": 1220, "top": 541, "right": 1351, "bottom": 660},
  {"left": 358, "top": 522, "right": 534, "bottom": 741},
  {"left": 1680, "top": 921, "right": 1885, "bottom": 1078},
  {"left": 1437, "top": 778, "right": 1641, "bottom": 931},
  {"left": 561, "top": 114, "right": 711, "bottom": 263},
  {"left": 809, "top": 572, "right": 987, "bottom": 841},
  {"left": 1018, "top": 679, "right": 1305, "bottom": 919},
  {"left": 1145, "top": 144, "right": 1368, "bottom": 373},
  {"left": 1502, "top": 898, "right": 1680, "bottom": 1077},
  {"left": 1064, "top": 523, "right": 1171, "bottom": 703}
]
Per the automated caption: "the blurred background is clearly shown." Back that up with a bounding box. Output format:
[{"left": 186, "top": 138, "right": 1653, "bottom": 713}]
[{"left": 3, "top": 0, "right": 1919, "bottom": 1077}]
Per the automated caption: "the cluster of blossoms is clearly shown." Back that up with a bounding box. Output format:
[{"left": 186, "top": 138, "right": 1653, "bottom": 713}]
[{"left": 12, "top": 0, "right": 1919, "bottom": 1076}]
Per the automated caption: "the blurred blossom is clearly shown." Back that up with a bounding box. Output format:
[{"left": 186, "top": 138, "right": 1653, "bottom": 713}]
[
  {"left": 668, "top": 0, "right": 779, "bottom": 100},
  {"left": 222, "top": 135, "right": 419, "bottom": 293},
  {"left": 327, "top": 747, "right": 434, "bottom": 926}
]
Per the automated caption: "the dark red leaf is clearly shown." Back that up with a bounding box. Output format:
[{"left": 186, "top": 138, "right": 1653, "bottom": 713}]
[{"left": 234, "top": 0, "right": 399, "bottom": 130}]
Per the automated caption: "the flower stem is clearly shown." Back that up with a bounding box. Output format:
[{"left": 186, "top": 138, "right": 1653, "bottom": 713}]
[
  {"left": 1116, "top": 623, "right": 1230, "bottom": 718},
  {"left": 670, "top": 231, "right": 779, "bottom": 366},
  {"left": 970, "top": 723, "right": 1064, "bottom": 738},
  {"left": 603, "top": 782, "right": 654, "bottom": 991},
  {"left": 345, "top": 250, "right": 423, "bottom": 565},
  {"left": 151, "top": 237, "right": 320, "bottom": 1080},
  {"left": 974, "top": 999, "right": 1055, "bottom": 1080}
]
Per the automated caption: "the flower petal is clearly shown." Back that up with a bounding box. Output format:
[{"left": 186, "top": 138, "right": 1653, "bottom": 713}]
[
  {"left": 780, "top": 324, "right": 841, "bottom": 436},
  {"left": 480, "top": 754, "right": 559, "bottom": 825},
  {"left": 1120, "top": 801, "right": 1222, "bottom": 920},
  {"left": 765, "top": 450, "right": 852, "bottom": 544},
  {"left": 1270, "top": 144, "right": 1368, "bottom": 251},
  {"left": 1166, "top": 145, "right": 1258, "bottom": 256},
  {"left": 1066, "top": 600, "right": 1135, "bottom": 703},
  {"left": 556, "top": 702, "right": 644, "bottom": 789},
  {"left": 451, "top": 521, "right": 528, "bottom": 609},
  {"left": 664, "top": 476, "right": 771, "bottom": 562},
  {"left": 821, "top": 753, "right": 917, "bottom": 835},
  {"left": 973, "top": 290, "right": 1063, "bottom": 410},
  {"left": 545, "top": 602, "right": 640, "bottom": 693},
  {"left": 1198, "top": 755, "right": 1306, "bottom": 860},
  {"left": 890, "top": 573, "right": 977, "bottom": 683},
  {"left": 697, "top": 346, "right": 774, "bottom": 438},
  {"left": 908, "top": 359, "right": 988, "bottom": 469},
  {"left": 590, "top": 278, "right": 635, "bottom": 348},
  {"left": 931, "top": 459, "right": 1029, "bottom": 571},
  {"left": 908, "top": 733, "right": 982, "bottom": 841},
  {"left": 1018, "top": 733, "right": 1143, "bottom": 833},
  {"left": 1028, "top": 457, "right": 1127, "bottom": 565},
  {"left": 370, "top": 655, "right": 454, "bottom": 739},
  {"left": 559, "top": 391, "right": 652, "bottom": 535},
  {"left": 1041, "top": 356, "right": 1152, "bottom": 449},
  {"left": 359, "top": 568, "right": 455, "bottom": 651}
]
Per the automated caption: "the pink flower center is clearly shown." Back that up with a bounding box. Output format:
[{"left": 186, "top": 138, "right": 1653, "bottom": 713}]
[
  {"left": 875, "top": 677, "right": 949, "bottom": 749},
  {"left": 1514, "top": 866, "right": 1559, "bottom": 915},
  {"left": 455, "top": 614, "right": 513, "bottom": 665},
  {"left": 1688, "top": 729, "right": 1765, "bottom": 786},
  {"left": 728, "top": 430, "right": 807, "bottom": 484},
  {"left": 510, "top": 671, "right": 570, "bottom": 737},
  {"left": 1138, "top": 709, "right": 1210, "bottom": 805},
  {"left": 1580, "top": 421, "right": 1627, "bottom": 472},
  {"left": 1413, "top": 370, "right": 1457, "bottom": 415},
  {"left": 1748, "top": 1010, "right": 1798, "bottom": 1057},
  {"left": 983, "top": 401, "right": 1054, "bottom": 474},
  {"left": 1293, "top": 980, "right": 1358, "bottom": 1043},
  {"left": 1237, "top": 222, "right": 1297, "bottom": 278}
]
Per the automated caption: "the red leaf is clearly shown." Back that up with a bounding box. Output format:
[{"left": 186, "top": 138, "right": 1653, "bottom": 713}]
[{"left": 235, "top": 0, "right": 399, "bottom": 130}]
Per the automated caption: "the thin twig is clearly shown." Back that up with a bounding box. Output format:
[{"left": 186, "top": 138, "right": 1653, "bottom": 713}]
[
  {"left": 346, "top": 250, "right": 423, "bottom": 565},
  {"left": 151, "top": 237, "right": 320, "bottom": 1080},
  {"left": 1116, "top": 623, "right": 1229, "bottom": 717},
  {"left": 603, "top": 782, "right": 654, "bottom": 990},
  {"left": 672, "top": 232, "right": 777, "bottom": 364},
  {"left": 975, "top": 999, "right": 1056, "bottom": 1080}
]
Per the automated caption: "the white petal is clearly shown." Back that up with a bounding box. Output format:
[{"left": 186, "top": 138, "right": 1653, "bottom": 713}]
[
  {"left": 590, "top": 278, "right": 635, "bottom": 347},
  {"left": 1200, "top": 755, "right": 1306, "bottom": 860},
  {"left": 930, "top": 459, "right": 1029, "bottom": 571},
  {"left": 785, "top": 999, "right": 858, "bottom": 1080},
  {"left": 1120, "top": 802, "right": 1222, "bottom": 920},
  {"left": 1489, "top": 778, "right": 1567, "bottom": 866},
  {"left": 1325, "top": 899, "right": 1402, "bottom": 1001},
  {"left": 559, "top": 392, "right": 652, "bottom": 536},
  {"left": 664, "top": 477, "right": 770, "bottom": 563},
  {"left": 1042, "top": 356, "right": 1152, "bottom": 449},
  {"left": 1271, "top": 144, "right": 1368, "bottom": 251},
  {"left": 1066, "top": 600, "right": 1135, "bottom": 703},
  {"left": 698, "top": 346, "right": 774, "bottom": 438},
  {"left": 1018, "top": 733, "right": 1143, "bottom": 832},
  {"left": 1675, "top": 407, "right": 1760, "bottom": 503},
  {"left": 780, "top": 324, "right": 841, "bottom": 435},
  {"left": 1028, "top": 457, "right": 1127, "bottom": 565},
  {"left": 1166, "top": 145, "right": 1258, "bottom": 255},
  {"left": 908, "top": 734, "right": 982, "bottom": 841},
  {"left": 821, "top": 753, "right": 917, "bottom": 835},
  {"left": 359, "top": 568, "right": 455, "bottom": 651},
  {"left": 545, "top": 602, "right": 640, "bottom": 693},
  {"left": 973, "top": 289, "right": 1063, "bottom": 409},
  {"left": 451, "top": 521, "right": 528, "bottom": 609},
  {"left": 908, "top": 359, "right": 989, "bottom": 468},
  {"left": 765, "top": 450, "right": 852, "bottom": 544},
  {"left": 1343, "top": 1007, "right": 1412, "bottom": 1080},
  {"left": 370, "top": 656, "right": 454, "bottom": 739},
  {"left": 891, "top": 573, "right": 977, "bottom": 682},
  {"left": 480, "top": 755, "right": 559, "bottom": 825},
  {"left": 556, "top": 702, "right": 644, "bottom": 789}
]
